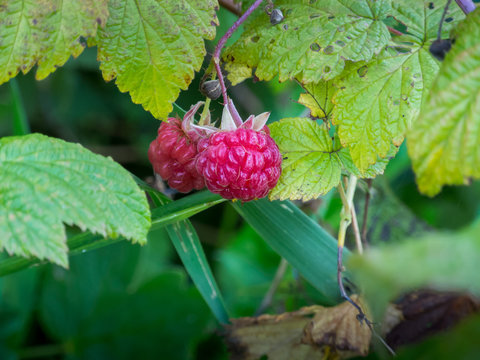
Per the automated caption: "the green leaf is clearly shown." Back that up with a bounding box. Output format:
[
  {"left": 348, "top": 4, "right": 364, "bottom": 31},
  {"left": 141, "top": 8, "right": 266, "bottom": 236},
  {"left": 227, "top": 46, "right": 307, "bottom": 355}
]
[
  {"left": 232, "top": 199, "right": 348, "bottom": 304},
  {"left": 332, "top": 47, "right": 438, "bottom": 171},
  {"left": 348, "top": 221, "right": 480, "bottom": 319},
  {"left": 0, "top": 0, "right": 108, "bottom": 84},
  {"left": 224, "top": 0, "right": 391, "bottom": 84},
  {"left": 337, "top": 142, "right": 397, "bottom": 178},
  {"left": 95, "top": 0, "right": 218, "bottom": 120},
  {"left": 408, "top": 9, "right": 480, "bottom": 196},
  {"left": 146, "top": 188, "right": 229, "bottom": 324},
  {"left": 0, "top": 134, "right": 150, "bottom": 267},
  {"left": 0, "top": 189, "right": 224, "bottom": 277},
  {"left": 269, "top": 118, "right": 343, "bottom": 201},
  {"left": 298, "top": 81, "right": 336, "bottom": 119},
  {"left": 269, "top": 118, "right": 392, "bottom": 200},
  {"left": 391, "top": 0, "right": 464, "bottom": 43}
]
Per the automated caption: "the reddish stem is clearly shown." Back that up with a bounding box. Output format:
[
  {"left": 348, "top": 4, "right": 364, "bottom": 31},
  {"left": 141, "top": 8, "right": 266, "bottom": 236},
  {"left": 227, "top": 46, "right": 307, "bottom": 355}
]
[
  {"left": 387, "top": 26, "right": 404, "bottom": 36},
  {"left": 455, "top": 0, "right": 476, "bottom": 14},
  {"left": 213, "top": 0, "right": 264, "bottom": 127}
]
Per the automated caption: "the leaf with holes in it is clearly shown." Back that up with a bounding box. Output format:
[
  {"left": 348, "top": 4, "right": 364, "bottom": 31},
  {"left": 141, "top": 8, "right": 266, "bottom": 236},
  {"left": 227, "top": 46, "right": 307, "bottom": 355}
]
[
  {"left": 298, "top": 81, "right": 336, "bottom": 119},
  {"left": 0, "top": 0, "right": 108, "bottom": 84},
  {"left": 408, "top": 9, "right": 480, "bottom": 196},
  {"left": 224, "top": 0, "right": 391, "bottom": 85},
  {"left": 95, "top": 0, "right": 218, "bottom": 120},
  {"left": 390, "top": 0, "right": 464, "bottom": 43},
  {"left": 0, "top": 134, "right": 151, "bottom": 267},
  {"left": 331, "top": 47, "right": 438, "bottom": 171},
  {"left": 269, "top": 118, "right": 343, "bottom": 201}
]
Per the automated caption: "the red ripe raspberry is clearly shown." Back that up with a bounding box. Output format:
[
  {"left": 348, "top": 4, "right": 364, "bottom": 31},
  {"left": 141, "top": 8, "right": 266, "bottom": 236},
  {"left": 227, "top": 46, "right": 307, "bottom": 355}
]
[
  {"left": 148, "top": 117, "right": 204, "bottom": 193},
  {"left": 195, "top": 127, "right": 282, "bottom": 201}
]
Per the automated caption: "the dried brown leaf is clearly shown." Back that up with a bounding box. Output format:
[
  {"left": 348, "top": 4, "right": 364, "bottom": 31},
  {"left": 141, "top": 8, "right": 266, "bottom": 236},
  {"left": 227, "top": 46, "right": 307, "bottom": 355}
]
[
  {"left": 223, "top": 296, "right": 372, "bottom": 360},
  {"left": 302, "top": 295, "right": 371, "bottom": 358}
]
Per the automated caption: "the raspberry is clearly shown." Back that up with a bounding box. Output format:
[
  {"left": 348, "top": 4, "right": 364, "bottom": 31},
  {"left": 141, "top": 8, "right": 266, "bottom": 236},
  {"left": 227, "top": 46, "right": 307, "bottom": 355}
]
[
  {"left": 148, "top": 117, "right": 205, "bottom": 193},
  {"left": 195, "top": 127, "right": 282, "bottom": 201}
]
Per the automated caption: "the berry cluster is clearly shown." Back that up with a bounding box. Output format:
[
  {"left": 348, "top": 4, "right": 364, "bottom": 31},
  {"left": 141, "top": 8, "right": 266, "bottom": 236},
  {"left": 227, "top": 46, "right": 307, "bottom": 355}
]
[{"left": 148, "top": 102, "right": 282, "bottom": 201}]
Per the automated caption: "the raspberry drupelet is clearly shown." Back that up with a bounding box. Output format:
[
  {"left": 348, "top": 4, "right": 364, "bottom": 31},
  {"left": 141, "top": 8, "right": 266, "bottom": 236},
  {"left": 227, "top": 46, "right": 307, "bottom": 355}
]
[
  {"left": 195, "top": 103, "right": 282, "bottom": 202},
  {"left": 148, "top": 103, "right": 207, "bottom": 193}
]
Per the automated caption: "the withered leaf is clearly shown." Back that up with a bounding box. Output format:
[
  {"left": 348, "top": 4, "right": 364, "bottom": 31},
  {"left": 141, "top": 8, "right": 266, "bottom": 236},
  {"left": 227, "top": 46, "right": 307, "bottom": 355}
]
[
  {"left": 385, "top": 290, "right": 480, "bottom": 349},
  {"left": 223, "top": 296, "right": 371, "bottom": 360},
  {"left": 302, "top": 295, "right": 371, "bottom": 358}
]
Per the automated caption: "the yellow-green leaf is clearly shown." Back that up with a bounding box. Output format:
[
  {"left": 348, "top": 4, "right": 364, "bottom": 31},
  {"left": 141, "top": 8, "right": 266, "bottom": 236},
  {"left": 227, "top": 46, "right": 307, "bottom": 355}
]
[
  {"left": 95, "top": 0, "right": 218, "bottom": 120},
  {"left": 0, "top": 0, "right": 108, "bottom": 84},
  {"left": 332, "top": 48, "right": 438, "bottom": 171},
  {"left": 224, "top": 0, "right": 391, "bottom": 84},
  {"left": 409, "top": 9, "right": 480, "bottom": 196},
  {"left": 269, "top": 118, "right": 342, "bottom": 201}
]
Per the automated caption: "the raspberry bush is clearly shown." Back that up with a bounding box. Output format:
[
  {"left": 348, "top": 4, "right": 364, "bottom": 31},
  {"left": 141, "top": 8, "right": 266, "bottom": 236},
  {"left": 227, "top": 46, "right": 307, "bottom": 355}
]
[{"left": 1, "top": 0, "right": 480, "bottom": 358}]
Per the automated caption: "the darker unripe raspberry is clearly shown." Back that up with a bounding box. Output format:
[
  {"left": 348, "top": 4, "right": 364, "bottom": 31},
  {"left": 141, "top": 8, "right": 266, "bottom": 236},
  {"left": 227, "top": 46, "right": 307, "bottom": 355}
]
[
  {"left": 148, "top": 118, "right": 205, "bottom": 193},
  {"left": 196, "top": 128, "right": 282, "bottom": 201}
]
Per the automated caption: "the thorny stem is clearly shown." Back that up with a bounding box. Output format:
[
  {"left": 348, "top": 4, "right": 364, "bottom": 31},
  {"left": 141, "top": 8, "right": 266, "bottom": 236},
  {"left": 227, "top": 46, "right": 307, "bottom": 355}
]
[
  {"left": 213, "top": 0, "right": 264, "bottom": 127},
  {"left": 455, "top": 0, "right": 476, "bottom": 14}
]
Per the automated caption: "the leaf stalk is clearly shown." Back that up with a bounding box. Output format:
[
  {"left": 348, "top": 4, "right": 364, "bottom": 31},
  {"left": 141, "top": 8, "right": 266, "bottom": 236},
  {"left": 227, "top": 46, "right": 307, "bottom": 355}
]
[{"left": 213, "top": 0, "right": 264, "bottom": 126}]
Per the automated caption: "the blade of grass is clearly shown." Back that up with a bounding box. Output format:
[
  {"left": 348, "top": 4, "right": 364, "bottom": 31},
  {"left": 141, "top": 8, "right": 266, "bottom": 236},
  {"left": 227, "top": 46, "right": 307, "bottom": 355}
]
[
  {"left": 232, "top": 198, "right": 350, "bottom": 305},
  {"left": 147, "top": 189, "right": 230, "bottom": 324},
  {"left": 9, "top": 78, "right": 30, "bottom": 135}
]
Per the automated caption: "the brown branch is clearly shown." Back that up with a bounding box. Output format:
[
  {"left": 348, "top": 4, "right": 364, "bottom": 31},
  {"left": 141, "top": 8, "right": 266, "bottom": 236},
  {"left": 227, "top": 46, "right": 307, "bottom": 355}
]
[{"left": 219, "top": 0, "right": 242, "bottom": 16}]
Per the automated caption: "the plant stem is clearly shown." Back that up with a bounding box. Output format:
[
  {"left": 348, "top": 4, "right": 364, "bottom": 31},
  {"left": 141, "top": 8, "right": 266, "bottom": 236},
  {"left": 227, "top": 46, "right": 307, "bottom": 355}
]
[
  {"left": 455, "top": 0, "right": 476, "bottom": 14},
  {"left": 255, "top": 257, "right": 289, "bottom": 315},
  {"left": 350, "top": 205, "right": 363, "bottom": 254},
  {"left": 213, "top": 0, "right": 264, "bottom": 126},
  {"left": 438, "top": 0, "right": 453, "bottom": 40},
  {"left": 9, "top": 78, "right": 30, "bottom": 135},
  {"left": 361, "top": 179, "right": 372, "bottom": 244},
  {"left": 387, "top": 26, "right": 405, "bottom": 36},
  {"left": 336, "top": 176, "right": 368, "bottom": 316}
]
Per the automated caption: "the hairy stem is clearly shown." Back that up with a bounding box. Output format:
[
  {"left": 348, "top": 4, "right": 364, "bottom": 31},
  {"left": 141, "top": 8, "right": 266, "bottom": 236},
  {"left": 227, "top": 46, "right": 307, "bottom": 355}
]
[
  {"left": 455, "top": 0, "right": 476, "bottom": 14},
  {"left": 213, "top": 0, "right": 264, "bottom": 126}
]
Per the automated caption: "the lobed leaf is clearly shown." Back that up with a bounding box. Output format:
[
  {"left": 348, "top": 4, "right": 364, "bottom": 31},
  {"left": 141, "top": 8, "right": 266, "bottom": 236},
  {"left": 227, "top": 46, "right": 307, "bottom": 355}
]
[
  {"left": 408, "top": 9, "right": 480, "bottom": 196},
  {"left": 0, "top": 0, "right": 108, "bottom": 84},
  {"left": 0, "top": 134, "right": 150, "bottom": 267},
  {"left": 391, "top": 0, "right": 464, "bottom": 43},
  {"left": 95, "top": 0, "right": 218, "bottom": 120},
  {"left": 269, "top": 118, "right": 342, "bottom": 201},
  {"left": 331, "top": 47, "right": 438, "bottom": 171},
  {"left": 269, "top": 118, "right": 392, "bottom": 200},
  {"left": 224, "top": 0, "right": 391, "bottom": 84}
]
